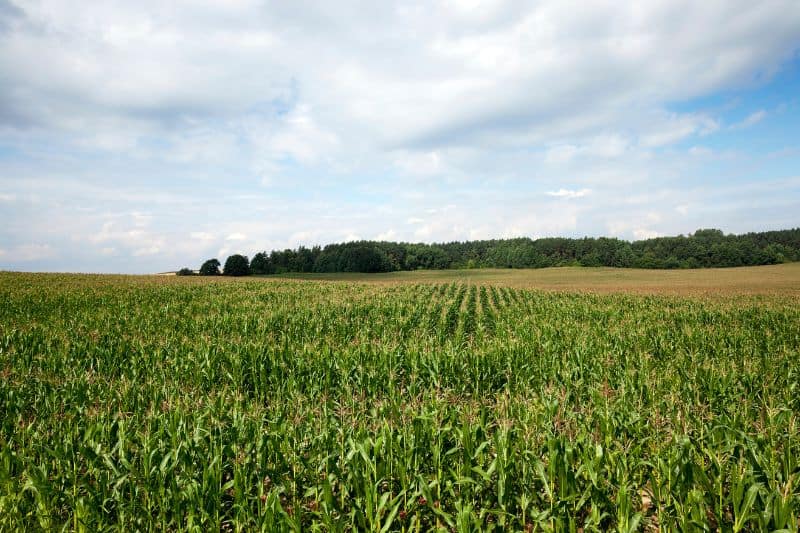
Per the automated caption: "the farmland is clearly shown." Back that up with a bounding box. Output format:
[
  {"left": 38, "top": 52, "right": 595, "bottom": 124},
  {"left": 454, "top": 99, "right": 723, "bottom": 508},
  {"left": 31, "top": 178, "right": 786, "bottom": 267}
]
[
  {"left": 270, "top": 262, "right": 800, "bottom": 296},
  {"left": 1, "top": 271, "right": 799, "bottom": 531}
]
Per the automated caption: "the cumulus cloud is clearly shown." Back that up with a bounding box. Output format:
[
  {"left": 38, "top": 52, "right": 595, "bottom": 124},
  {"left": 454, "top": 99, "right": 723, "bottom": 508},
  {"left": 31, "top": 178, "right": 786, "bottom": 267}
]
[
  {"left": 546, "top": 188, "right": 591, "bottom": 199},
  {"left": 376, "top": 229, "right": 397, "bottom": 241},
  {"left": 84, "top": 218, "right": 166, "bottom": 261},
  {"left": 3, "top": 1, "right": 798, "bottom": 155},
  {"left": 1, "top": 1, "right": 799, "bottom": 272},
  {"left": 633, "top": 229, "right": 663, "bottom": 240},
  {"left": 191, "top": 232, "right": 215, "bottom": 241}
]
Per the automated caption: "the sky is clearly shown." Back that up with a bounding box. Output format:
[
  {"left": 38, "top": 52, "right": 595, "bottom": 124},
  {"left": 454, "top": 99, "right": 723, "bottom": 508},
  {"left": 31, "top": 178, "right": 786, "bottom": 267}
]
[{"left": 1, "top": 0, "right": 799, "bottom": 273}]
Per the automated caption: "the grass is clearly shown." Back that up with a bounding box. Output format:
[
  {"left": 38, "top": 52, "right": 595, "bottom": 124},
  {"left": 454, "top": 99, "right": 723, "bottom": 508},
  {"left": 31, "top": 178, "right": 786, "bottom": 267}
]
[
  {"left": 1, "top": 270, "right": 799, "bottom": 531},
  {"left": 268, "top": 262, "right": 800, "bottom": 295}
]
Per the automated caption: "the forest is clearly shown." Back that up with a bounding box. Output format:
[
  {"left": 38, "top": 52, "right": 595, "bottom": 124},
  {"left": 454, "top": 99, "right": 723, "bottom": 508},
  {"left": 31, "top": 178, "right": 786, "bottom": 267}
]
[{"left": 188, "top": 228, "right": 800, "bottom": 275}]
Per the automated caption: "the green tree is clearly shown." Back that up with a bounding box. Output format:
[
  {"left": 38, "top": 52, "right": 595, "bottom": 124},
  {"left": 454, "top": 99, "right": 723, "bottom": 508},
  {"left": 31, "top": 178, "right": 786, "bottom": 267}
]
[
  {"left": 199, "top": 258, "right": 221, "bottom": 276},
  {"left": 250, "top": 252, "right": 273, "bottom": 275},
  {"left": 223, "top": 254, "right": 250, "bottom": 276},
  {"left": 176, "top": 267, "right": 194, "bottom": 276}
]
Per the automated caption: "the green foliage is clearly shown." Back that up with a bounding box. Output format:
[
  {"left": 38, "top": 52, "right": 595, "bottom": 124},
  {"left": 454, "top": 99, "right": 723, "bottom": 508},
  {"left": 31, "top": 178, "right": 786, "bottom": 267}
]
[
  {"left": 248, "top": 228, "right": 800, "bottom": 273},
  {"left": 223, "top": 254, "right": 250, "bottom": 277},
  {"left": 176, "top": 267, "right": 194, "bottom": 276},
  {"left": 315, "top": 242, "right": 393, "bottom": 273},
  {"left": 199, "top": 258, "right": 221, "bottom": 276},
  {"left": 1, "top": 272, "right": 799, "bottom": 530},
  {"left": 249, "top": 252, "right": 274, "bottom": 275}
]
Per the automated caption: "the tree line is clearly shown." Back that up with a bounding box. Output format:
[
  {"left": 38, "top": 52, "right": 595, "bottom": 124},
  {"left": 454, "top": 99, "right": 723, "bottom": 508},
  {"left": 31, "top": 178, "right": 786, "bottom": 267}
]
[{"left": 177, "top": 228, "right": 800, "bottom": 276}]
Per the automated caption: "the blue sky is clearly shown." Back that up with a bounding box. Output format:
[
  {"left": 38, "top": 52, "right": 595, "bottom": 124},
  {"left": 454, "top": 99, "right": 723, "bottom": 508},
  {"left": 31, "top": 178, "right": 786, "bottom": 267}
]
[{"left": 1, "top": 0, "right": 799, "bottom": 273}]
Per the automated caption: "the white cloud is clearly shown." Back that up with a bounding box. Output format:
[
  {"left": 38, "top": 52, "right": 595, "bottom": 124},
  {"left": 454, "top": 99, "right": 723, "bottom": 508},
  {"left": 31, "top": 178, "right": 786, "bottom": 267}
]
[
  {"left": 633, "top": 229, "right": 662, "bottom": 240},
  {"left": 1, "top": 2, "right": 800, "bottom": 272},
  {"left": 640, "top": 113, "right": 718, "bottom": 147},
  {"left": 688, "top": 146, "right": 713, "bottom": 157},
  {"left": 545, "top": 145, "right": 579, "bottom": 164},
  {"left": 3, "top": 1, "right": 797, "bottom": 157},
  {"left": 393, "top": 151, "right": 445, "bottom": 177},
  {"left": 545, "top": 135, "right": 629, "bottom": 164},
  {"left": 82, "top": 218, "right": 167, "bottom": 260},
  {"left": 217, "top": 245, "right": 247, "bottom": 258},
  {"left": 0, "top": 244, "right": 57, "bottom": 262},
  {"left": 87, "top": 222, "right": 114, "bottom": 244},
  {"left": 546, "top": 188, "right": 591, "bottom": 199},
  {"left": 376, "top": 229, "right": 397, "bottom": 240},
  {"left": 288, "top": 231, "right": 313, "bottom": 243},
  {"left": 133, "top": 245, "right": 160, "bottom": 256},
  {"left": 585, "top": 135, "right": 629, "bottom": 158},
  {"left": 729, "top": 110, "right": 766, "bottom": 130},
  {"left": 254, "top": 104, "right": 340, "bottom": 164},
  {"left": 131, "top": 211, "right": 152, "bottom": 227}
]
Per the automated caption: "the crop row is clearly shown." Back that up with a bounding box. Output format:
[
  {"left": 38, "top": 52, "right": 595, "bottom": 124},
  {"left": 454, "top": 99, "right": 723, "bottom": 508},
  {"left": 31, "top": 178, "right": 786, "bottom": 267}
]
[{"left": 0, "top": 273, "right": 799, "bottom": 531}]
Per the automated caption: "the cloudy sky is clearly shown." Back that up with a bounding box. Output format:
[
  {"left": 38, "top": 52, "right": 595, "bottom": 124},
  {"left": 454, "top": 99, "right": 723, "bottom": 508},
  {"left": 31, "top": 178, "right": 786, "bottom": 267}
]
[{"left": 1, "top": 0, "right": 799, "bottom": 273}]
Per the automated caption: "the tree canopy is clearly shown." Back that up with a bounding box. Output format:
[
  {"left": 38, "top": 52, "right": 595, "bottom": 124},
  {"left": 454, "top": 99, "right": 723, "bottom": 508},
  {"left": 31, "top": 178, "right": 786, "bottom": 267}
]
[
  {"left": 223, "top": 254, "right": 250, "bottom": 277},
  {"left": 199, "top": 228, "right": 800, "bottom": 275},
  {"left": 199, "top": 258, "right": 221, "bottom": 276}
]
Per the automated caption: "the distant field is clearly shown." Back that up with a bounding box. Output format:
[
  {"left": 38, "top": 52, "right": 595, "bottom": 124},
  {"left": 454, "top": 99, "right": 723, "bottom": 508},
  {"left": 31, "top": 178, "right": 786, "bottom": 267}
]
[{"left": 269, "top": 262, "right": 800, "bottom": 295}]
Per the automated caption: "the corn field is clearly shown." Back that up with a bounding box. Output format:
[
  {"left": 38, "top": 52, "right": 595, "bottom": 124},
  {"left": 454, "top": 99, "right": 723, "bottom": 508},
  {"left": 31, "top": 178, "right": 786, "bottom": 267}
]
[{"left": 1, "top": 272, "right": 799, "bottom": 531}]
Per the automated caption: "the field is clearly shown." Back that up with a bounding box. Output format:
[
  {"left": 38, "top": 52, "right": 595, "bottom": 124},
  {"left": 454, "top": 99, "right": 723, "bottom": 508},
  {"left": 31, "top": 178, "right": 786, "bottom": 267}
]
[
  {"left": 1, "top": 270, "right": 799, "bottom": 531},
  {"left": 270, "top": 262, "right": 800, "bottom": 296}
]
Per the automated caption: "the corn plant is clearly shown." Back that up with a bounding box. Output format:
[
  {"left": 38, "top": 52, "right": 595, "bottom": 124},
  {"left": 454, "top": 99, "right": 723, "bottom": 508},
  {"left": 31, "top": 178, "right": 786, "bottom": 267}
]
[{"left": 0, "top": 272, "right": 798, "bottom": 531}]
